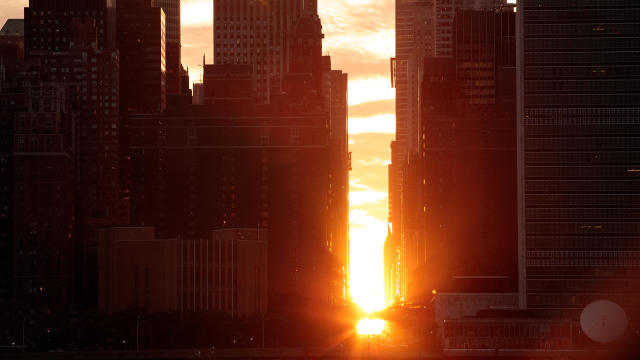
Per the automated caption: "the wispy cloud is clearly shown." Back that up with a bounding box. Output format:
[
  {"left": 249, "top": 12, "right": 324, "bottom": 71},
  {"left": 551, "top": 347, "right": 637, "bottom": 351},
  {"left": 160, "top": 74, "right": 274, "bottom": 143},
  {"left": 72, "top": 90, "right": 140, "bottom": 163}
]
[
  {"left": 349, "top": 114, "right": 395, "bottom": 134},
  {"left": 350, "top": 191, "right": 387, "bottom": 207},
  {"left": 348, "top": 76, "right": 395, "bottom": 106},
  {"left": 350, "top": 98, "right": 394, "bottom": 118},
  {"left": 356, "top": 156, "right": 391, "bottom": 167}
]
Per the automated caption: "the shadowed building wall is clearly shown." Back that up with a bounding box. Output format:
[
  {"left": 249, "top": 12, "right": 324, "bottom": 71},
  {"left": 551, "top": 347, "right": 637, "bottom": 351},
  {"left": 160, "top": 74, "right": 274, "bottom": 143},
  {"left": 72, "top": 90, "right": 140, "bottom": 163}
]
[
  {"left": 415, "top": 8, "right": 517, "bottom": 302},
  {"left": 179, "top": 228, "right": 267, "bottom": 318},
  {"left": 518, "top": 0, "right": 640, "bottom": 322},
  {"left": 98, "top": 227, "right": 178, "bottom": 313}
]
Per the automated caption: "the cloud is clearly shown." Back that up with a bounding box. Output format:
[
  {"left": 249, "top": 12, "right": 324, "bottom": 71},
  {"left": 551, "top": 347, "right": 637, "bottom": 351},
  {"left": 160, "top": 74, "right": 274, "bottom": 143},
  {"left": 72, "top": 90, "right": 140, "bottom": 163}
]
[
  {"left": 350, "top": 191, "right": 387, "bottom": 207},
  {"left": 356, "top": 156, "right": 391, "bottom": 167},
  {"left": 349, "top": 114, "right": 395, "bottom": 134},
  {"left": 350, "top": 99, "right": 394, "bottom": 118},
  {"left": 348, "top": 76, "right": 394, "bottom": 106}
]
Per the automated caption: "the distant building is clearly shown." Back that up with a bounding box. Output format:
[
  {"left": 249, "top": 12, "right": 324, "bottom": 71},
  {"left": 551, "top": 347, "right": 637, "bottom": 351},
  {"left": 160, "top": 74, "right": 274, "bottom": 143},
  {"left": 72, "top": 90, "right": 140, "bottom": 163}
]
[
  {"left": 202, "top": 64, "right": 254, "bottom": 104},
  {"left": 98, "top": 227, "right": 178, "bottom": 313},
  {"left": 0, "top": 19, "right": 25, "bottom": 59},
  {"left": 152, "top": 0, "right": 182, "bottom": 94},
  {"left": 24, "top": 0, "right": 116, "bottom": 54},
  {"left": 326, "top": 67, "right": 349, "bottom": 302},
  {"left": 192, "top": 82, "right": 204, "bottom": 105},
  {"left": 117, "top": 1, "right": 167, "bottom": 113},
  {"left": 517, "top": 0, "right": 640, "bottom": 322},
  {"left": 212, "top": 0, "right": 319, "bottom": 103},
  {"left": 179, "top": 228, "right": 268, "bottom": 318}
]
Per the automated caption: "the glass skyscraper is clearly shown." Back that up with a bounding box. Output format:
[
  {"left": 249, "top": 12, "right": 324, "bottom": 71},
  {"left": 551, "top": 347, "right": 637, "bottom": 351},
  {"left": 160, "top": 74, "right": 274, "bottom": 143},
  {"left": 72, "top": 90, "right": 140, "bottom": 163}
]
[{"left": 518, "top": 0, "right": 640, "bottom": 319}]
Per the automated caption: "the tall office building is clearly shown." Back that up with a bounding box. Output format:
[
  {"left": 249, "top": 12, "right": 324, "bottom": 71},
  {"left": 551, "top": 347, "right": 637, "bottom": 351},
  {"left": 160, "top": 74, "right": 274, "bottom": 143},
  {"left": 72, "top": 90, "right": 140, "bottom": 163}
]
[
  {"left": 152, "top": 0, "right": 182, "bottom": 94},
  {"left": 389, "top": 0, "right": 507, "bottom": 305},
  {"left": 416, "top": 9, "right": 517, "bottom": 302},
  {"left": 213, "top": 0, "right": 319, "bottom": 103},
  {"left": 518, "top": 0, "right": 640, "bottom": 321},
  {"left": 117, "top": 1, "right": 167, "bottom": 113}
]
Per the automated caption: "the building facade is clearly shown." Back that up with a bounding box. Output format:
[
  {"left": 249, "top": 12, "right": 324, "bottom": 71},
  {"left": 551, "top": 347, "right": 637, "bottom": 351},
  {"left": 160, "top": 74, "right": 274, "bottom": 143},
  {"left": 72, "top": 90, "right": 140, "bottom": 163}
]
[
  {"left": 213, "top": 0, "right": 319, "bottom": 103},
  {"left": 128, "top": 103, "right": 339, "bottom": 310},
  {"left": 24, "top": 0, "right": 116, "bottom": 54},
  {"left": 98, "top": 227, "right": 179, "bottom": 313},
  {"left": 0, "top": 19, "right": 25, "bottom": 59},
  {"left": 152, "top": 0, "right": 182, "bottom": 94},
  {"left": 389, "top": 0, "right": 509, "bottom": 304},
  {"left": 179, "top": 228, "right": 268, "bottom": 318},
  {"left": 517, "top": 0, "right": 640, "bottom": 322},
  {"left": 117, "top": 2, "right": 167, "bottom": 113},
  {"left": 11, "top": 83, "right": 75, "bottom": 314},
  {"left": 414, "top": 9, "right": 517, "bottom": 302},
  {"left": 30, "top": 19, "right": 123, "bottom": 309}
]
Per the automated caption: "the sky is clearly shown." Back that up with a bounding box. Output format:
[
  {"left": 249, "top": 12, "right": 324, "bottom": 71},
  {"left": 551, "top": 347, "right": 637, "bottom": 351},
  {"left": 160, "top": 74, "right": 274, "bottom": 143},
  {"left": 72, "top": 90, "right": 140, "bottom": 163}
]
[{"left": 0, "top": 0, "right": 395, "bottom": 308}]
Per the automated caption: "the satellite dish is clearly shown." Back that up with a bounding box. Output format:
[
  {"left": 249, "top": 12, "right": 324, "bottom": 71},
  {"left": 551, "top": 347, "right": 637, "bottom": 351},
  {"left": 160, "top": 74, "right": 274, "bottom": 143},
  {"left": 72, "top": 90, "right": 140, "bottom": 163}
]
[{"left": 580, "top": 300, "right": 628, "bottom": 343}]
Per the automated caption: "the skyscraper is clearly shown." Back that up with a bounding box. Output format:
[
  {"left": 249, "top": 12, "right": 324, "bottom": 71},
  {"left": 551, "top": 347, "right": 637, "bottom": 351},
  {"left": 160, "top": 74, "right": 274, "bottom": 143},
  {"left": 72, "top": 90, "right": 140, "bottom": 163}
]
[
  {"left": 518, "top": 0, "right": 640, "bottom": 320},
  {"left": 416, "top": 8, "right": 517, "bottom": 301},
  {"left": 213, "top": 0, "right": 319, "bottom": 103},
  {"left": 153, "top": 0, "right": 182, "bottom": 94},
  {"left": 117, "top": 1, "right": 167, "bottom": 113},
  {"left": 390, "top": 0, "right": 508, "bottom": 305}
]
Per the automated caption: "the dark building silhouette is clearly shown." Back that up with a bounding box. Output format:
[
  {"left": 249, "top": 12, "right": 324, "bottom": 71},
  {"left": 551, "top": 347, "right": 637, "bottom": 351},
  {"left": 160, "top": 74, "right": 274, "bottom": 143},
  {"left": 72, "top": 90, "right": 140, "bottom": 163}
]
[
  {"left": 0, "top": 20, "right": 29, "bottom": 300},
  {"left": 117, "top": 1, "right": 167, "bottom": 113},
  {"left": 98, "top": 227, "right": 179, "bottom": 313},
  {"left": 325, "top": 64, "right": 349, "bottom": 302},
  {"left": 23, "top": 17, "right": 124, "bottom": 309},
  {"left": 0, "top": 19, "right": 25, "bottom": 59},
  {"left": 517, "top": 0, "right": 640, "bottom": 322},
  {"left": 24, "top": 0, "right": 116, "bottom": 55},
  {"left": 409, "top": 8, "right": 517, "bottom": 302},
  {"left": 98, "top": 226, "right": 268, "bottom": 318},
  {"left": 202, "top": 64, "right": 254, "bottom": 104},
  {"left": 123, "top": 5, "right": 349, "bottom": 309},
  {"left": 389, "top": 0, "right": 508, "bottom": 304},
  {"left": 6, "top": 81, "right": 75, "bottom": 314},
  {"left": 127, "top": 103, "right": 337, "bottom": 310}
]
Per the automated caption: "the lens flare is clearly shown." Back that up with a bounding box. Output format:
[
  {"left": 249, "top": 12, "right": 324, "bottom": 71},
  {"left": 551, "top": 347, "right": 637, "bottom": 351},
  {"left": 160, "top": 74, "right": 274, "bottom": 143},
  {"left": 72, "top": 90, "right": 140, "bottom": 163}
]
[{"left": 357, "top": 318, "right": 385, "bottom": 336}]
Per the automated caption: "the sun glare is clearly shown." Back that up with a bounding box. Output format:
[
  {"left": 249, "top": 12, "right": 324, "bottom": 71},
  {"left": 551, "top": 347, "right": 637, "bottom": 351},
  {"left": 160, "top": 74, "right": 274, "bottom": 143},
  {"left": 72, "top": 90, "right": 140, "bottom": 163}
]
[
  {"left": 349, "top": 224, "right": 386, "bottom": 313},
  {"left": 356, "top": 318, "right": 385, "bottom": 336}
]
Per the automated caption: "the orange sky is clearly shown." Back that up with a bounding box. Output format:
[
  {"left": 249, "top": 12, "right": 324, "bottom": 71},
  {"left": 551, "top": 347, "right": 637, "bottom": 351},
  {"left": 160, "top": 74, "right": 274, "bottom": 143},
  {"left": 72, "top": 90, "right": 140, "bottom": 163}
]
[{"left": 0, "top": 0, "right": 395, "bottom": 307}]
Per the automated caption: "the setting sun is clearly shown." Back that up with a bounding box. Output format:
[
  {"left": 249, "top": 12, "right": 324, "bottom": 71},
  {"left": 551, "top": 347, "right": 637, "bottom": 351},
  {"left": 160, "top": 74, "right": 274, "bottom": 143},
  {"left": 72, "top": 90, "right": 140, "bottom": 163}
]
[{"left": 356, "top": 318, "right": 386, "bottom": 336}]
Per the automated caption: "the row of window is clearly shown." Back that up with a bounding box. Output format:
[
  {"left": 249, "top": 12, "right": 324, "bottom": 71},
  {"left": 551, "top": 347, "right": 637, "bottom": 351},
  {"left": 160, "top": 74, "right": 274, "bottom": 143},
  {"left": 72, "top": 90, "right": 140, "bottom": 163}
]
[
  {"left": 525, "top": 51, "right": 640, "bottom": 65},
  {"left": 526, "top": 235, "right": 640, "bottom": 249},
  {"left": 524, "top": 9, "right": 639, "bottom": 23},
  {"left": 525, "top": 222, "right": 640, "bottom": 234}
]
